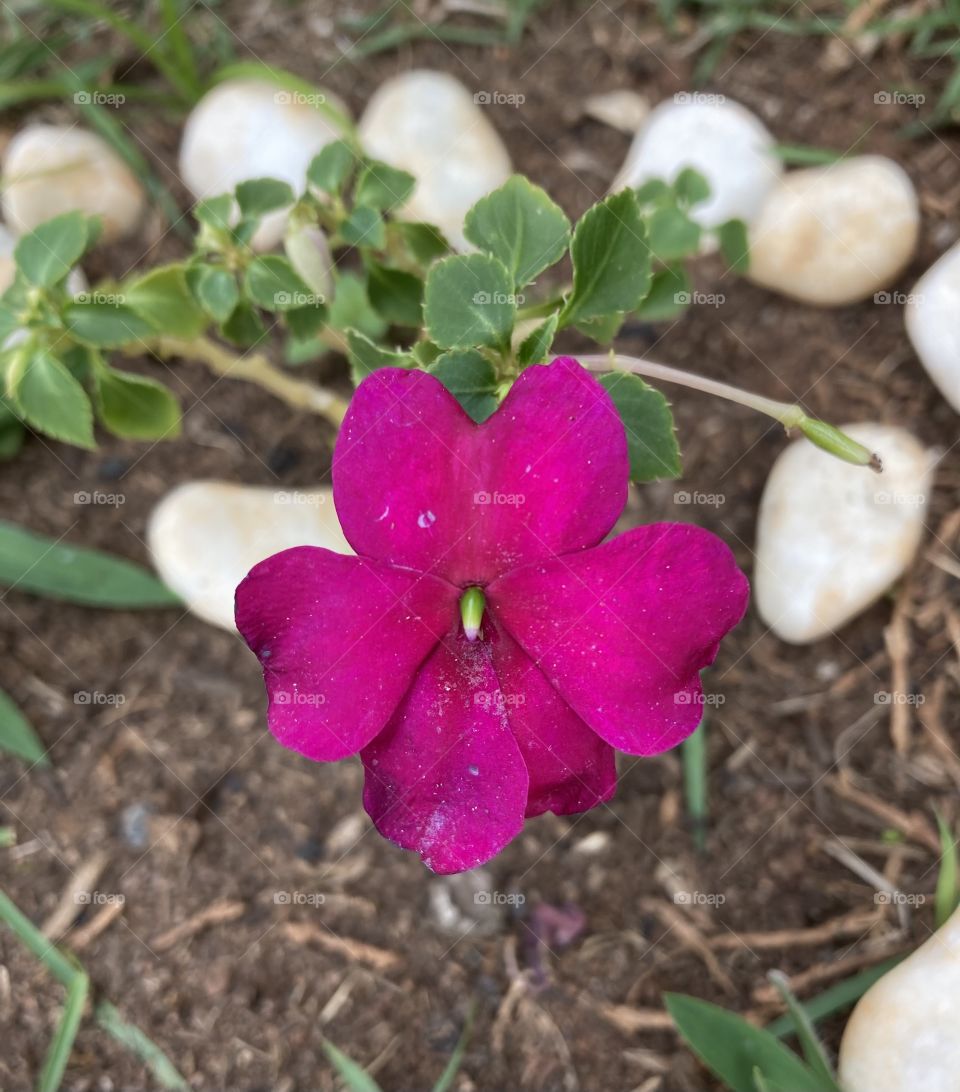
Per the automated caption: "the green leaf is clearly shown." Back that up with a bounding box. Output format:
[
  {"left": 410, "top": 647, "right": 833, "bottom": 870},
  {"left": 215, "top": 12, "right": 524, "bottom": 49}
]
[
  {"left": 394, "top": 221, "right": 449, "bottom": 264},
  {"left": 636, "top": 266, "right": 690, "bottom": 321},
  {"left": 665, "top": 994, "right": 825, "bottom": 1092},
  {"left": 322, "top": 1041, "right": 383, "bottom": 1092},
  {"left": 221, "top": 301, "right": 266, "bottom": 347},
  {"left": 574, "top": 312, "right": 623, "bottom": 345},
  {"left": 94, "top": 367, "right": 181, "bottom": 440},
  {"left": 94, "top": 1002, "right": 189, "bottom": 1091},
  {"left": 0, "top": 687, "right": 48, "bottom": 765},
  {"left": 935, "top": 811, "right": 960, "bottom": 929},
  {"left": 39, "top": 969, "right": 89, "bottom": 1092},
  {"left": 431, "top": 1003, "right": 476, "bottom": 1092},
  {"left": 635, "top": 178, "right": 672, "bottom": 205},
  {"left": 411, "top": 341, "right": 442, "bottom": 367},
  {"left": 0, "top": 396, "right": 25, "bottom": 460},
  {"left": 429, "top": 350, "right": 499, "bottom": 423},
  {"left": 285, "top": 303, "right": 328, "bottom": 340},
  {"left": 7, "top": 347, "right": 94, "bottom": 448},
  {"left": 463, "top": 175, "right": 571, "bottom": 287},
  {"left": 194, "top": 194, "right": 234, "bottom": 232},
  {"left": 341, "top": 205, "right": 386, "bottom": 250},
  {"left": 599, "top": 371, "right": 681, "bottom": 482},
  {"left": 14, "top": 212, "right": 90, "bottom": 288},
  {"left": 367, "top": 263, "right": 423, "bottom": 327},
  {"left": 125, "top": 264, "right": 206, "bottom": 338},
  {"left": 235, "top": 177, "right": 295, "bottom": 218},
  {"left": 243, "top": 256, "right": 313, "bottom": 312},
  {"left": 766, "top": 973, "right": 841, "bottom": 1091},
  {"left": 424, "top": 253, "right": 515, "bottom": 350},
  {"left": 719, "top": 218, "right": 750, "bottom": 274},
  {"left": 328, "top": 273, "right": 387, "bottom": 342},
  {"left": 307, "top": 140, "right": 355, "bottom": 193},
  {"left": 64, "top": 300, "right": 155, "bottom": 348},
  {"left": 187, "top": 265, "right": 239, "bottom": 323},
  {"left": 345, "top": 330, "right": 413, "bottom": 383},
  {"left": 517, "top": 312, "right": 559, "bottom": 366},
  {"left": 0, "top": 520, "right": 181, "bottom": 607},
  {"left": 674, "top": 167, "right": 711, "bottom": 207},
  {"left": 560, "top": 190, "right": 651, "bottom": 327},
  {"left": 354, "top": 159, "right": 416, "bottom": 211},
  {"left": 649, "top": 206, "right": 702, "bottom": 262}
]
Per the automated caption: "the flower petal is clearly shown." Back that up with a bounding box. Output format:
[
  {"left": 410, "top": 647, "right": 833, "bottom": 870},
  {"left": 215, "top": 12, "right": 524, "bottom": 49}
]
[
  {"left": 236, "top": 547, "right": 457, "bottom": 762},
  {"left": 488, "top": 621, "right": 616, "bottom": 817},
  {"left": 333, "top": 357, "right": 628, "bottom": 585},
  {"left": 361, "top": 635, "right": 528, "bottom": 873},
  {"left": 487, "top": 524, "right": 749, "bottom": 755}
]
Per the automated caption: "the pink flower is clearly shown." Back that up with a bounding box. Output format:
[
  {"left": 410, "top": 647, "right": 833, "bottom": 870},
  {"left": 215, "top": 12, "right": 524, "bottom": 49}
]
[{"left": 236, "top": 357, "right": 748, "bottom": 873}]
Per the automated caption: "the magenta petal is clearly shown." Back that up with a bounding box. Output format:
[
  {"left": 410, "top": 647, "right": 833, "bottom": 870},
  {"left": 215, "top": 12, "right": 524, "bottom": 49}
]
[
  {"left": 488, "top": 524, "right": 749, "bottom": 755},
  {"left": 235, "top": 547, "right": 457, "bottom": 762},
  {"left": 489, "top": 622, "right": 616, "bottom": 818},
  {"left": 361, "top": 635, "right": 528, "bottom": 873},
  {"left": 333, "top": 357, "right": 628, "bottom": 584}
]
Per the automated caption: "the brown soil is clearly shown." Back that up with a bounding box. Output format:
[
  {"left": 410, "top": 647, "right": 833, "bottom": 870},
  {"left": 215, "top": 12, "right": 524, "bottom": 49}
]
[{"left": 2, "top": 2, "right": 960, "bottom": 1090}]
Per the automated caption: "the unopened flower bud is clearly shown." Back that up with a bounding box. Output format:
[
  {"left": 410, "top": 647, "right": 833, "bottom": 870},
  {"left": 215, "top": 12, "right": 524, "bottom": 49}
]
[{"left": 283, "top": 222, "right": 333, "bottom": 298}]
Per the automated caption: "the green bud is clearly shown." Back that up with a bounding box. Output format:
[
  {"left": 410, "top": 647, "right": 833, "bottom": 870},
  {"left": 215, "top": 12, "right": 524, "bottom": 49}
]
[
  {"left": 459, "top": 586, "right": 485, "bottom": 642},
  {"left": 799, "top": 417, "right": 882, "bottom": 472}
]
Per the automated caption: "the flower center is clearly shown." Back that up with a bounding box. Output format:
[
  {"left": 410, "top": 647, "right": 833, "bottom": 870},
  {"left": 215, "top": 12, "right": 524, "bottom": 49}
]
[{"left": 459, "top": 586, "right": 485, "bottom": 642}]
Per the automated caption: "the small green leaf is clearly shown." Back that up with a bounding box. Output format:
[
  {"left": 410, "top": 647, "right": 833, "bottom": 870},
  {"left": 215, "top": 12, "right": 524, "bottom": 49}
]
[
  {"left": 665, "top": 994, "right": 826, "bottom": 1092},
  {"left": 354, "top": 159, "right": 416, "bottom": 211},
  {"left": 600, "top": 371, "right": 681, "bottom": 482},
  {"left": 635, "top": 178, "right": 672, "bottom": 205},
  {"left": 574, "top": 312, "right": 623, "bottom": 345},
  {"left": 674, "top": 167, "right": 712, "bottom": 207},
  {"left": 463, "top": 175, "right": 571, "bottom": 287},
  {"left": 649, "top": 206, "right": 702, "bottom": 262},
  {"left": 94, "top": 367, "right": 181, "bottom": 440},
  {"left": 0, "top": 687, "right": 48, "bottom": 765},
  {"left": 235, "top": 177, "right": 295, "bottom": 218},
  {"left": 307, "top": 140, "right": 355, "bottom": 193},
  {"left": 424, "top": 253, "right": 515, "bottom": 350},
  {"left": 244, "top": 256, "right": 313, "bottom": 312},
  {"left": 367, "top": 263, "right": 423, "bottom": 327},
  {"left": 221, "top": 301, "right": 266, "bottom": 347},
  {"left": 64, "top": 300, "right": 155, "bottom": 348},
  {"left": 0, "top": 396, "right": 25, "bottom": 460},
  {"left": 560, "top": 190, "right": 651, "bottom": 328},
  {"left": 125, "top": 264, "right": 206, "bottom": 338},
  {"left": 0, "top": 520, "right": 180, "bottom": 607},
  {"left": 935, "top": 811, "right": 960, "bottom": 929},
  {"left": 719, "top": 218, "right": 750, "bottom": 274},
  {"left": 7, "top": 347, "right": 94, "bottom": 448},
  {"left": 341, "top": 206, "right": 386, "bottom": 250},
  {"left": 285, "top": 303, "right": 328, "bottom": 340},
  {"left": 636, "top": 266, "right": 690, "bottom": 321},
  {"left": 394, "top": 221, "right": 449, "bottom": 264},
  {"left": 194, "top": 194, "right": 234, "bottom": 232},
  {"left": 766, "top": 972, "right": 842, "bottom": 1091},
  {"left": 429, "top": 350, "right": 499, "bottom": 423},
  {"left": 187, "top": 265, "right": 239, "bottom": 323},
  {"left": 411, "top": 341, "right": 442, "bottom": 367},
  {"left": 322, "top": 1041, "right": 383, "bottom": 1092},
  {"left": 328, "top": 274, "right": 387, "bottom": 342},
  {"left": 345, "top": 330, "right": 414, "bottom": 383},
  {"left": 14, "top": 212, "right": 90, "bottom": 288},
  {"left": 517, "top": 312, "right": 559, "bottom": 366}
]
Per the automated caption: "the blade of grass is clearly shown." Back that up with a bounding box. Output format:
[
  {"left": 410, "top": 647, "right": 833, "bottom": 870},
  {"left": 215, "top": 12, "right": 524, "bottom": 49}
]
[
  {"left": 0, "top": 890, "right": 78, "bottom": 987},
  {"left": 95, "top": 1002, "right": 188, "bottom": 1090},
  {"left": 766, "top": 971, "right": 841, "bottom": 1090},
  {"left": 157, "top": 0, "right": 201, "bottom": 100},
  {"left": 0, "top": 687, "right": 49, "bottom": 766},
  {"left": 432, "top": 1002, "right": 476, "bottom": 1092},
  {"left": 38, "top": 970, "right": 89, "bottom": 1092},
  {"left": 935, "top": 810, "right": 959, "bottom": 928},
  {"left": 683, "top": 716, "right": 708, "bottom": 851},
  {"left": 321, "top": 1040, "right": 383, "bottom": 1091}
]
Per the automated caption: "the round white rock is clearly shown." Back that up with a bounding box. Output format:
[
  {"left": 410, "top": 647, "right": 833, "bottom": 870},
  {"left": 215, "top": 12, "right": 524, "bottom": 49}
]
[
  {"left": 839, "top": 902, "right": 960, "bottom": 1092},
  {"left": 610, "top": 96, "right": 782, "bottom": 229},
  {"left": 2, "top": 125, "right": 145, "bottom": 242},
  {"left": 179, "top": 79, "right": 348, "bottom": 251},
  {"left": 748, "top": 155, "right": 920, "bottom": 306},
  {"left": 358, "top": 69, "right": 512, "bottom": 252},
  {"left": 906, "top": 240, "right": 960, "bottom": 413},
  {"left": 0, "top": 222, "right": 15, "bottom": 295},
  {"left": 147, "top": 481, "right": 352, "bottom": 631},
  {"left": 755, "top": 423, "right": 934, "bottom": 643}
]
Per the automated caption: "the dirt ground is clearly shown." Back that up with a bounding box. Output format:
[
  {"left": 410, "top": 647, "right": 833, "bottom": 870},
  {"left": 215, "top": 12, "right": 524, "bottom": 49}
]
[{"left": 2, "top": 2, "right": 960, "bottom": 1089}]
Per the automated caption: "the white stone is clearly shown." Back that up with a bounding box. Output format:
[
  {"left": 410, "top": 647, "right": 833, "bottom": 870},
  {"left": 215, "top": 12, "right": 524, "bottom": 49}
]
[
  {"left": 0, "top": 223, "right": 15, "bottom": 295},
  {"left": 2, "top": 125, "right": 145, "bottom": 242},
  {"left": 358, "top": 69, "right": 513, "bottom": 252},
  {"left": 610, "top": 96, "right": 782, "bottom": 229},
  {"left": 906, "top": 241, "right": 960, "bottom": 413},
  {"left": 583, "top": 90, "right": 650, "bottom": 134},
  {"left": 147, "top": 481, "right": 352, "bottom": 631},
  {"left": 839, "top": 903, "right": 960, "bottom": 1092},
  {"left": 179, "top": 79, "right": 348, "bottom": 251},
  {"left": 755, "top": 424, "right": 934, "bottom": 643},
  {"left": 748, "top": 155, "right": 919, "bottom": 305}
]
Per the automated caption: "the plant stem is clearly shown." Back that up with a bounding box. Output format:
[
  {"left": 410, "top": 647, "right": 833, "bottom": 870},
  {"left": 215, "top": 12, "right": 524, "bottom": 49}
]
[
  {"left": 683, "top": 719, "right": 708, "bottom": 853},
  {"left": 580, "top": 351, "right": 882, "bottom": 471},
  {"left": 150, "top": 337, "right": 350, "bottom": 426}
]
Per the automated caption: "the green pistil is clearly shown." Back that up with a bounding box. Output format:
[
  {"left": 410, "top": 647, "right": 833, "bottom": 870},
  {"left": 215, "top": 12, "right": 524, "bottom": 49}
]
[{"left": 460, "top": 587, "right": 485, "bottom": 642}]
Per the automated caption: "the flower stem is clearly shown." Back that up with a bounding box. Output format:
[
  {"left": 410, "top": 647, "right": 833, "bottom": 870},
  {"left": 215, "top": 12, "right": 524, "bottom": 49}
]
[
  {"left": 148, "top": 336, "right": 350, "bottom": 427},
  {"left": 580, "top": 351, "right": 882, "bottom": 472}
]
